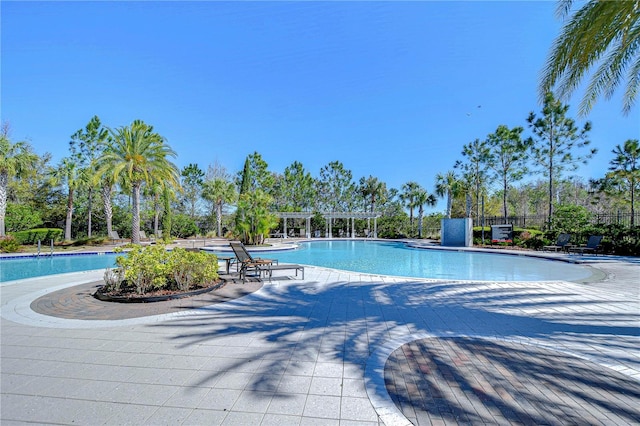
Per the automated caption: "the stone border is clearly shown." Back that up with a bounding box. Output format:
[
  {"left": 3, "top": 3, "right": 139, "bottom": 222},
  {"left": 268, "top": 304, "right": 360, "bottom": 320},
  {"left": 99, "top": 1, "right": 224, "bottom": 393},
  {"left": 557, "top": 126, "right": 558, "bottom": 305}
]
[{"left": 93, "top": 280, "right": 223, "bottom": 303}]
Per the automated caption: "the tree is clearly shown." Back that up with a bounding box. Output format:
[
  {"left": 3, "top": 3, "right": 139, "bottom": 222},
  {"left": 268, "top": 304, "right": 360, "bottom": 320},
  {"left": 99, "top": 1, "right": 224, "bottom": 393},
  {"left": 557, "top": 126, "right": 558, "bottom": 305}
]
[
  {"left": 202, "top": 177, "right": 237, "bottom": 237},
  {"left": 434, "top": 171, "right": 461, "bottom": 219},
  {"left": 541, "top": 0, "right": 640, "bottom": 115},
  {"left": 280, "top": 161, "right": 316, "bottom": 211},
  {"left": 527, "top": 92, "right": 595, "bottom": 224},
  {"left": 0, "top": 129, "right": 39, "bottom": 236},
  {"left": 69, "top": 115, "right": 108, "bottom": 238},
  {"left": 359, "top": 175, "right": 386, "bottom": 213},
  {"left": 400, "top": 181, "right": 421, "bottom": 228},
  {"left": 414, "top": 187, "right": 437, "bottom": 239},
  {"left": 180, "top": 163, "right": 204, "bottom": 218},
  {"left": 317, "top": 161, "right": 354, "bottom": 212},
  {"left": 96, "top": 120, "right": 180, "bottom": 244},
  {"left": 49, "top": 157, "right": 81, "bottom": 241},
  {"left": 486, "top": 125, "right": 531, "bottom": 221},
  {"left": 455, "top": 138, "right": 493, "bottom": 221},
  {"left": 235, "top": 189, "right": 278, "bottom": 245},
  {"left": 603, "top": 139, "right": 640, "bottom": 226},
  {"left": 236, "top": 152, "right": 274, "bottom": 195}
]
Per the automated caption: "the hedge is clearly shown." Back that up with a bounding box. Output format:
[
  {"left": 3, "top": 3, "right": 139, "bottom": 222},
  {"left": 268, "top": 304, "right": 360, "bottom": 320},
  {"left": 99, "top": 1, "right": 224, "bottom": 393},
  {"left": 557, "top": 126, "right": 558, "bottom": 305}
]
[{"left": 11, "top": 228, "right": 63, "bottom": 245}]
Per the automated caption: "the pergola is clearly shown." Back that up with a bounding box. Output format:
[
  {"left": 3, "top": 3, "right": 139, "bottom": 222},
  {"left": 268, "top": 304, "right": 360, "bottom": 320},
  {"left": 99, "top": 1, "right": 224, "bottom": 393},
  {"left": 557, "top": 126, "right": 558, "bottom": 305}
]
[{"left": 274, "top": 211, "right": 380, "bottom": 238}]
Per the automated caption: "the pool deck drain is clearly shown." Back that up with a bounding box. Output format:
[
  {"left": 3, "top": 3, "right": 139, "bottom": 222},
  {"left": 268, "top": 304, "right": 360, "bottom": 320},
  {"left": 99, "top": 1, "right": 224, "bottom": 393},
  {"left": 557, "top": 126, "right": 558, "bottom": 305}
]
[{"left": 1, "top": 251, "right": 638, "bottom": 425}]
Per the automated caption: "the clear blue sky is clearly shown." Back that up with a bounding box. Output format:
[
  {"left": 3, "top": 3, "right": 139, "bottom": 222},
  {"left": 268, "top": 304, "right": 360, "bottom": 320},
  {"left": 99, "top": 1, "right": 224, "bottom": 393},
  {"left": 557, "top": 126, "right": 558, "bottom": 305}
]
[{"left": 2, "top": 1, "right": 638, "bottom": 213}]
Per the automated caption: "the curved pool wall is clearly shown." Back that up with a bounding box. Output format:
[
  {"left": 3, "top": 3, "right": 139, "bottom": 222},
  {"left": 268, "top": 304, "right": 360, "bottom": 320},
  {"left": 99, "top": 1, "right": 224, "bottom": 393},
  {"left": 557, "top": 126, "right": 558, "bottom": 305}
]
[{"left": 1, "top": 241, "right": 594, "bottom": 283}]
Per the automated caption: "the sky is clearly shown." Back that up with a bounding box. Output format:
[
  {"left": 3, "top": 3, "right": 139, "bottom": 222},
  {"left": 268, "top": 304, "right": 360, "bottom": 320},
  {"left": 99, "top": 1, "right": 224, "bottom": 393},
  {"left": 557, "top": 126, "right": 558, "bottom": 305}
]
[{"left": 2, "top": 1, "right": 638, "bottom": 213}]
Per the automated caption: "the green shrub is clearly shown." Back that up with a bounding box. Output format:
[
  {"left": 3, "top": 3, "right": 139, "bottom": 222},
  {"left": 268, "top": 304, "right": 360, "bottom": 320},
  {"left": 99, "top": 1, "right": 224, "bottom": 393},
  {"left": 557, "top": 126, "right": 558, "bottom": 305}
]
[
  {"left": 11, "top": 228, "right": 63, "bottom": 245},
  {"left": 0, "top": 236, "right": 21, "bottom": 253},
  {"left": 5, "top": 203, "right": 43, "bottom": 232},
  {"left": 171, "top": 214, "right": 199, "bottom": 238},
  {"left": 110, "top": 245, "right": 218, "bottom": 295}
]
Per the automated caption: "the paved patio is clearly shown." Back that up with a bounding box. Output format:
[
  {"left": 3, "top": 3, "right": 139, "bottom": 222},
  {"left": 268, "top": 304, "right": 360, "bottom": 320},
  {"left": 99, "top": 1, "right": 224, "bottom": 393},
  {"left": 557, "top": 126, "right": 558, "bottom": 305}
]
[{"left": 1, "top": 251, "right": 639, "bottom": 425}]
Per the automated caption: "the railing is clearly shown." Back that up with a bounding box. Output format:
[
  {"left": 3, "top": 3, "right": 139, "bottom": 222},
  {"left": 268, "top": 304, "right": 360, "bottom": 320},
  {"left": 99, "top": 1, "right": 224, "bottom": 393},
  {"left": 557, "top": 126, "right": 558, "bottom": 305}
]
[{"left": 472, "top": 212, "right": 639, "bottom": 228}]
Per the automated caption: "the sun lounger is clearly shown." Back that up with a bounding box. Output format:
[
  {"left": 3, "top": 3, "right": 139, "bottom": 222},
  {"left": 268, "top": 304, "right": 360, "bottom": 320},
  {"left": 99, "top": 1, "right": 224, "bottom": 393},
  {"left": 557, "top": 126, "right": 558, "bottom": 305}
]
[
  {"left": 229, "top": 241, "right": 303, "bottom": 282},
  {"left": 569, "top": 235, "right": 603, "bottom": 255},
  {"left": 543, "top": 233, "right": 572, "bottom": 252},
  {"left": 109, "top": 231, "right": 125, "bottom": 244}
]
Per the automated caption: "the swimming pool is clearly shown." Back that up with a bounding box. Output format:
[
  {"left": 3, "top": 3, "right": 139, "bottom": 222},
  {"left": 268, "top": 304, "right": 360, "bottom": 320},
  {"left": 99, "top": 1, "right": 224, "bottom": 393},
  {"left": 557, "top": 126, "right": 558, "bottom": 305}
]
[
  {"left": 1, "top": 253, "right": 120, "bottom": 283},
  {"left": 258, "top": 241, "right": 593, "bottom": 282},
  {"left": 0, "top": 241, "right": 593, "bottom": 283}
]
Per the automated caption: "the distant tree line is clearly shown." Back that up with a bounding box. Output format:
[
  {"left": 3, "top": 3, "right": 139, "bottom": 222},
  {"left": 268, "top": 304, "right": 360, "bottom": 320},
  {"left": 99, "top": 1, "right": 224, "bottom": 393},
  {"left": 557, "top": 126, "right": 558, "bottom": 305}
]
[{"left": 0, "top": 92, "right": 637, "bottom": 247}]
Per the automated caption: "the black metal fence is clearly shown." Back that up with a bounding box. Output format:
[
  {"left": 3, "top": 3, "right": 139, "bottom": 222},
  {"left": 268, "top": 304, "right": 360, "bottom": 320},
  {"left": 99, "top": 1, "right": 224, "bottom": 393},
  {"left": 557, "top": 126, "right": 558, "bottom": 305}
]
[{"left": 473, "top": 212, "right": 639, "bottom": 228}]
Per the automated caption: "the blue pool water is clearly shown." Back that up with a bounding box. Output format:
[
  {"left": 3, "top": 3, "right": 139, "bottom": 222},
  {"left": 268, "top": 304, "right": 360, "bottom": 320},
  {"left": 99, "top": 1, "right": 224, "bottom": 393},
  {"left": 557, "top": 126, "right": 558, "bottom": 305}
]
[
  {"left": 1, "top": 241, "right": 593, "bottom": 282},
  {"left": 1, "top": 253, "right": 120, "bottom": 283},
  {"left": 256, "top": 241, "right": 593, "bottom": 282}
]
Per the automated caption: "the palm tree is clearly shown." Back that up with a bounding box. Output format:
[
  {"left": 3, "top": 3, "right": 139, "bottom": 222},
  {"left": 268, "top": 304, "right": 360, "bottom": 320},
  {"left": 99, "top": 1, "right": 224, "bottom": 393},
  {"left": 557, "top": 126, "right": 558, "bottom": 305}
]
[
  {"left": 49, "top": 157, "right": 82, "bottom": 241},
  {"left": 202, "top": 177, "right": 237, "bottom": 237},
  {"left": 359, "top": 175, "right": 387, "bottom": 213},
  {"left": 0, "top": 133, "right": 39, "bottom": 236},
  {"left": 434, "top": 171, "right": 460, "bottom": 219},
  {"left": 541, "top": 0, "right": 640, "bottom": 115},
  {"left": 414, "top": 188, "right": 437, "bottom": 239},
  {"left": 96, "top": 120, "right": 180, "bottom": 244},
  {"left": 400, "top": 181, "right": 421, "bottom": 227}
]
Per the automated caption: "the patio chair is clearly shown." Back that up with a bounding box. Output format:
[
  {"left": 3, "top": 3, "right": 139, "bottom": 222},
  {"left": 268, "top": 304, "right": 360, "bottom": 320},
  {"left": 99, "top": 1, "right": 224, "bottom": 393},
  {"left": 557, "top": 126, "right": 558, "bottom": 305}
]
[
  {"left": 543, "top": 233, "right": 572, "bottom": 252},
  {"left": 568, "top": 235, "right": 604, "bottom": 255},
  {"left": 229, "top": 241, "right": 304, "bottom": 282},
  {"left": 109, "top": 231, "right": 125, "bottom": 244},
  {"left": 229, "top": 241, "right": 276, "bottom": 281},
  {"left": 139, "top": 231, "right": 151, "bottom": 242}
]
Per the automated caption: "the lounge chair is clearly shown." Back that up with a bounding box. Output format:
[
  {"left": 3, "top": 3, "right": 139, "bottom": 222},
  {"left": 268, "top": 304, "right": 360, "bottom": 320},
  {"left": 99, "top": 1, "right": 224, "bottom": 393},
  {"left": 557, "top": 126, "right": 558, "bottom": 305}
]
[
  {"left": 543, "top": 233, "right": 572, "bottom": 252},
  {"left": 569, "top": 235, "right": 604, "bottom": 255},
  {"left": 139, "top": 231, "right": 151, "bottom": 242},
  {"left": 109, "top": 231, "right": 125, "bottom": 244},
  {"left": 229, "top": 241, "right": 304, "bottom": 282}
]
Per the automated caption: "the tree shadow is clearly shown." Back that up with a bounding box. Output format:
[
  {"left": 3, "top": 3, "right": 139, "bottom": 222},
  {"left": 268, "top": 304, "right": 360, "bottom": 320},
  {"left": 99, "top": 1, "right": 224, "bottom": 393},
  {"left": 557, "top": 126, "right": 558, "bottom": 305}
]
[
  {"left": 150, "top": 277, "right": 639, "bottom": 418},
  {"left": 385, "top": 337, "right": 640, "bottom": 424}
]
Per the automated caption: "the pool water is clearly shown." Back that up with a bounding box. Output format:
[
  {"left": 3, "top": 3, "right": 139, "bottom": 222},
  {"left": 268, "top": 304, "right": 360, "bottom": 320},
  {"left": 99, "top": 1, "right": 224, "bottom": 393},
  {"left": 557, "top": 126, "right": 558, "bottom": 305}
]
[
  {"left": 260, "top": 241, "right": 593, "bottom": 282},
  {"left": 0, "top": 241, "right": 593, "bottom": 283},
  {"left": 1, "top": 253, "right": 120, "bottom": 283}
]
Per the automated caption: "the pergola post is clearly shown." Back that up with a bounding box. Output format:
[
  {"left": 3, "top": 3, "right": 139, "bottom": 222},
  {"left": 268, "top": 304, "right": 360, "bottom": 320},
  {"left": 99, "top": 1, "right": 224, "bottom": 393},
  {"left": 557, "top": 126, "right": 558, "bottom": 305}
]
[
  {"left": 374, "top": 217, "right": 378, "bottom": 238},
  {"left": 283, "top": 217, "right": 288, "bottom": 239}
]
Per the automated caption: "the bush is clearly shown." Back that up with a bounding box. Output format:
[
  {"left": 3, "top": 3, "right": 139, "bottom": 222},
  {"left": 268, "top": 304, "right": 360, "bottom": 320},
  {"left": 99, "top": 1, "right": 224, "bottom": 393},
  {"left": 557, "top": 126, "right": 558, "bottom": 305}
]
[
  {"left": 11, "top": 228, "right": 63, "bottom": 245},
  {"left": 5, "top": 203, "right": 43, "bottom": 232},
  {"left": 171, "top": 214, "right": 199, "bottom": 238},
  {"left": 107, "top": 245, "right": 218, "bottom": 295},
  {"left": 0, "top": 236, "right": 21, "bottom": 253}
]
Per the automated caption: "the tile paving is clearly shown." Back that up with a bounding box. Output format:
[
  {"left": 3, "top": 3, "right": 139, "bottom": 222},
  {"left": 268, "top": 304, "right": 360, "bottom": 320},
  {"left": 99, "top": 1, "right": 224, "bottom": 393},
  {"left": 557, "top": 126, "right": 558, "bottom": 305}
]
[{"left": 1, "top": 250, "right": 639, "bottom": 425}]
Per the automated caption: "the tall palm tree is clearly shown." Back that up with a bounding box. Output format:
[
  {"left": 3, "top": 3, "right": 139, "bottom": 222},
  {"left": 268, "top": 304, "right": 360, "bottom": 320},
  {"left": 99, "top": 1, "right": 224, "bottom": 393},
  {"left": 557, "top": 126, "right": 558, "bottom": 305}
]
[
  {"left": 96, "top": 120, "right": 180, "bottom": 244},
  {"left": 400, "top": 181, "right": 421, "bottom": 227},
  {"left": 359, "top": 175, "right": 387, "bottom": 213},
  {"left": 0, "top": 134, "right": 39, "bottom": 236},
  {"left": 414, "top": 188, "right": 437, "bottom": 239},
  {"left": 202, "top": 177, "right": 237, "bottom": 237},
  {"left": 49, "top": 157, "right": 82, "bottom": 241},
  {"left": 434, "top": 171, "right": 460, "bottom": 219},
  {"left": 541, "top": 0, "right": 640, "bottom": 115}
]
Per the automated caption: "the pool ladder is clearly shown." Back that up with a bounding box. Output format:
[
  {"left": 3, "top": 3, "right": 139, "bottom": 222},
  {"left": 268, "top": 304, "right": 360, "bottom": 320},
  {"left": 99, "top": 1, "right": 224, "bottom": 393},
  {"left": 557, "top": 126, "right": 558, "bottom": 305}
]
[{"left": 36, "top": 239, "right": 54, "bottom": 256}]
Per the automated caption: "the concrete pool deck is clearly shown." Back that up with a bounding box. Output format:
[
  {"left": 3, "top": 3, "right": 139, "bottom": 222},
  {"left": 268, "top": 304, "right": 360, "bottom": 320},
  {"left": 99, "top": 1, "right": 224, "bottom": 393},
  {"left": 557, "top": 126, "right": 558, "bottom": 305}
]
[{"left": 1, "top": 248, "right": 639, "bottom": 425}]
